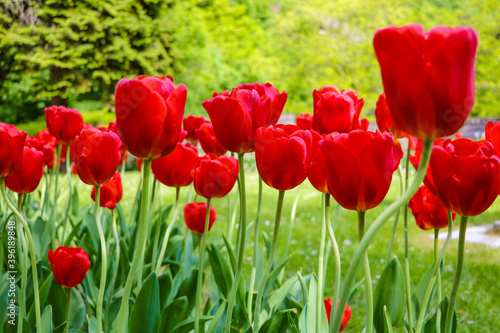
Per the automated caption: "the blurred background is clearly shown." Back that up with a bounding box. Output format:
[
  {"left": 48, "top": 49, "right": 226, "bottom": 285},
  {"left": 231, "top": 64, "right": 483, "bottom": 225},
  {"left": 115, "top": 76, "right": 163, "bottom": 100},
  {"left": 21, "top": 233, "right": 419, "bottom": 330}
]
[{"left": 1, "top": 0, "right": 499, "bottom": 134}]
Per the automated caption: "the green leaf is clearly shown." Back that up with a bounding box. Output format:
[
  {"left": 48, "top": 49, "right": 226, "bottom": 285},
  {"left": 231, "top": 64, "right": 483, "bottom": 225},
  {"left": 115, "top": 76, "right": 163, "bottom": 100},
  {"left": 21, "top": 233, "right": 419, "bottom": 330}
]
[
  {"left": 264, "top": 256, "right": 291, "bottom": 296},
  {"left": 260, "top": 309, "right": 299, "bottom": 333},
  {"left": 28, "top": 274, "right": 53, "bottom": 327},
  {"left": 260, "top": 274, "right": 299, "bottom": 323},
  {"left": 160, "top": 297, "right": 189, "bottom": 333},
  {"left": 129, "top": 272, "right": 160, "bottom": 333},
  {"left": 423, "top": 296, "right": 457, "bottom": 333},
  {"left": 373, "top": 256, "right": 405, "bottom": 333},
  {"left": 87, "top": 315, "right": 98, "bottom": 333},
  {"left": 298, "top": 274, "right": 328, "bottom": 333},
  {"left": 158, "top": 273, "right": 172, "bottom": 311},
  {"left": 383, "top": 306, "right": 393, "bottom": 333},
  {"left": 41, "top": 305, "right": 53, "bottom": 333},
  {"left": 297, "top": 272, "right": 308, "bottom": 304},
  {"left": 170, "top": 316, "right": 213, "bottom": 333},
  {"left": 207, "top": 243, "right": 233, "bottom": 298},
  {"left": 222, "top": 234, "right": 237, "bottom": 273},
  {"left": 206, "top": 300, "right": 226, "bottom": 333}
]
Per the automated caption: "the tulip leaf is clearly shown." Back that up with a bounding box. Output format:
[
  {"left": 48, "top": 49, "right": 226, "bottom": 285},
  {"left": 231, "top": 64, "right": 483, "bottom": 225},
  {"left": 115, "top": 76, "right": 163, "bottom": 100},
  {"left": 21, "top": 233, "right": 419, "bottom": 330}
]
[
  {"left": 169, "top": 316, "right": 213, "bottom": 333},
  {"left": 207, "top": 243, "right": 233, "bottom": 298},
  {"left": 158, "top": 273, "right": 172, "bottom": 311},
  {"left": 129, "top": 272, "right": 160, "bottom": 333},
  {"left": 422, "top": 296, "right": 457, "bottom": 333},
  {"left": 260, "top": 309, "right": 300, "bottom": 333},
  {"left": 222, "top": 234, "right": 237, "bottom": 273},
  {"left": 160, "top": 297, "right": 189, "bottom": 332},
  {"left": 297, "top": 271, "right": 308, "bottom": 304},
  {"left": 260, "top": 273, "right": 299, "bottom": 323},
  {"left": 172, "top": 268, "right": 200, "bottom": 315},
  {"left": 87, "top": 315, "right": 98, "bottom": 333},
  {"left": 373, "top": 256, "right": 405, "bottom": 333},
  {"left": 264, "top": 256, "right": 291, "bottom": 296},
  {"left": 383, "top": 306, "right": 393, "bottom": 333},
  {"left": 298, "top": 274, "right": 329, "bottom": 333},
  {"left": 32, "top": 216, "right": 51, "bottom": 259},
  {"left": 412, "top": 262, "right": 441, "bottom": 319},
  {"left": 28, "top": 274, "right": 53, "bottom": 327},
  {"left": 206, "top": 300, "right": 227, "bottom": 333},
  {"left": 41, "top": 305, "right": 53, "bottom": 333}
]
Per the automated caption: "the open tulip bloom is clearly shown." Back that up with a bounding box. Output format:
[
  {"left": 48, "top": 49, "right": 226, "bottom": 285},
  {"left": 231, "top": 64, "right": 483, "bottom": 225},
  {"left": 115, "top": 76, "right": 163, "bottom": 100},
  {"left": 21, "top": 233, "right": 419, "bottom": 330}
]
[{"left": 3, "top": 22, "right": 499, "bottom": 333}]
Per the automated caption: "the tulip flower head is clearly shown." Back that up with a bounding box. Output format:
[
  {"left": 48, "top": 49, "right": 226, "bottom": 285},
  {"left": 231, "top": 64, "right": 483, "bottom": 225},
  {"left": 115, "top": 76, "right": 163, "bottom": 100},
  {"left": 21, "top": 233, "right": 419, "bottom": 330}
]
[
  {"left": 296, "top": 113, "right": 313, "bottom": 130},
  {"left": 115, "top": 75, "right": 187, "bottom": 159},
  {"left": 374, "top": 24, "right": 478, "bottom": 139},
  {"left": 324, "top": 298, "right": 351, "bottom": 331},
  {"left": 5, "top": 147, "right": 45, "bottom": 194},
  {"left": 48, "top": 246, "right": 91, "bottom": 288},
  {"left": 91, "top": 173, "right": 123, "bottom": 210},
  {"left": 152, "top": 142, "right": 199, "bottom": 187},
  {"left": 44, "top": 105, "right": 83, "bottom": 145},
  {"left": 193, "top": 154, "right": 239, "bottom": 199},
  {"left": 195, "top": 122, "right": 227, "bottom": 157},
  {"left": 183, "top": 115, "right": 207, "bottom": 144},
  {"left": 0, "top": 123, "right": 27, "bottom": 178},
  {"left": 409, "top": 185, "right": 455, "bottom": 230},
  {"left": 485, "top": 121, "right": 500, "bottom": 155},
  {"left": 183, "top": 202, "right": 217, "bottom": 234}
]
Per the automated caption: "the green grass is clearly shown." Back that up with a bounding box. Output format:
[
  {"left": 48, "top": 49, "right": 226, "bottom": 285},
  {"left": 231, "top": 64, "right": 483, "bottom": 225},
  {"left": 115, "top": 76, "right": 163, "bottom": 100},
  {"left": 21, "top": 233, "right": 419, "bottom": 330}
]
[{"left": 63, "top": 162, "right": 500, "bottom": 332}]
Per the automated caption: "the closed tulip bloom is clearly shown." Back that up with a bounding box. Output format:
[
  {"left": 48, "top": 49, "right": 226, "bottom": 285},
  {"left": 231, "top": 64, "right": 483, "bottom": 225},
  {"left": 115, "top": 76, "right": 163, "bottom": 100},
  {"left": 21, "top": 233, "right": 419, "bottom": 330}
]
[
  {"left": 195, "top": 122, "right": 227, "bottom": 157},
  {"left": 115, "top": 75, "right": 187, "bottom": 159},
  {"left": 151, "top": 143, "right": 199, "bottom": 187},
  {"left": 183, "top": 115, "right": 206, "bottom": 143},
  {"left": 312, "top": 86, "right": 364, "bottom": 135},
  {"left": 48, "top": 246, "right": 90, "bottom": 288},
  {"left": 183, "top": 202, "right": 217, "bottom": 234},
  {"left": 0, "top": 123, "right": 27, "bottom": 178},
  {"left": 296, "top": 113, "right": 313, "bottom": 130},
  {"left": 72, "top": 128, "right": 122, "bottom": 185},
  {"left": 430, "top": 138, "right": 500, "bottom": 217},
  {"left": 409, "top": 185, "right": 455, "bottom": 230},
  {"left": 5, "top": 147, "right": 45, "bottom": 193},
  {"left": 321, "top": 130, "right": 403, "bottom": 211},
  {"left": 201, "top": 83, "right": 286, "bottom": 154},
  {"left": 44, "top": 105, "right": 83, "bottom": 145},
  {"left": 91, "top": 173, "right": 123, "bottom": 210},
  {"left": 307, "top": 131, "right": 329, "bottom": 194},
  {"left": 255, "top": 125, "right": 313, "bottom": 191},
  {"left": 35, "top": 129, "right": 58, "bottom": 147},
  {"left": 194, "top": 154, "right": 239, "bottom": 199},
  {"left": 236, "top": 82, "right": 288, "bottom": 125},
  {"left": 373, "top": 24, "right": 478, "bottom": 140},
  {"left": 324, "top": 298, "right": 351, "bottom": 331}
]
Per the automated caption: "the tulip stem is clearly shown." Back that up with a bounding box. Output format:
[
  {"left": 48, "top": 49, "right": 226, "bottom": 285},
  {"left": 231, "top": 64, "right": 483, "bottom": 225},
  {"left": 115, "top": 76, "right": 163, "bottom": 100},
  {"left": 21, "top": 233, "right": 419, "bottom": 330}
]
[
  {"left": 116, "top": 159, "right": 152, "bottom": 333},
  {"left": 435, "top": 227, "right": 442, "bottom": 333},
  {"left": 247, "top": 176, "right": 264, "bottom": 321},
  {"left": 329, "top": 139, "right": 433, "bottom": 333},
  {"left": 51, "top": 144, "right": 61, "bottom": 247},
  {"left": 358, "top": 211, "right": 373, "bottom": 333},
  {"left": 64, "top": 288, "right": 72, "bottom": 333},
  {"left": 414, "top": 213, "right": 454, "bottom": 333},
  {"left": 444, "top": 215, "right": 468, "bottom": 333},
  {"left": 120, "top": 152, "right": 126, "bottom": 179},
  {"left": 316, "top": 194, "right": 327, "bottom": 332},
  {"left": 385, "top": 165, "right": 404, "bottom": 264},
  {"left": 280, "top": 185, "right": 301, "bottom": 283},
  {"left": 17, "top": 194, "right": 28, "bottom": 333},
  {"left": 194, "top": 198, "right": 211, "bottom": 333},
  {"left": 0, "top": 178, "right": 42, "bottom": 332},
  {"left": 93, "top": 186, "right": 107, "bottom": 333},
  {"left": 326, "top": 195, "right": 341, "bottom": 328},
  {"left": 151, "top": 180, "right": 162, "bottom": 274},
  {"left": 105, "top": 209, "right": 120, "bottom": 326},
  {"left": 155, "top": 187, "right": 181, "bottom": 276},
  {"left": 62, "top": 147, "right": 72, "bottom": 242},
  {"left": 225, "top": 153, "right": 247, "bottom": 333},
  {"left": 253, "top": 190, "right": 285, "bottom": 332}
]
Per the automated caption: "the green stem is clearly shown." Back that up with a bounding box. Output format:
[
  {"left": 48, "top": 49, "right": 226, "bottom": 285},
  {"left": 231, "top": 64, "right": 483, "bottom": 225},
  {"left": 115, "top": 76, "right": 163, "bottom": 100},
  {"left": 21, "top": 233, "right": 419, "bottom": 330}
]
[
  {"left": 194, "top": 198, "right": 211, "bottom": 333},
  {"left": 358, "top": 211, "right": 373, "bottom": 333},
  {"left": 64, "top": 288, "right": 72, "bottom": 333},
  {"left": 436, "top": 227, "right": 442, "bottom": 333},
  {"left": 120, "top": 151, "right": 126, "bottom": 179},
  {"left": 41, "top": 171, "right": 49, "bottom": 220},
  {"left": 317, "top": 194, "right": 327, "bottom": 333},
  {"left": 94, "top": 186, "right": 107, "bottom": 333},
  {"left": 155, "top": 187, "right": 181, "bottom": 275},
  {"left": 280, "top": 185, "right": 301, "bottom": 283},
  {"left": 326, "top": 195, "right": 341, "bottom": 328},
  {"left": 444, "top": 215, "right": 468, "bottom": 333},
  {"left": 62, "top": 147, "right": 72, "bottom": 241},
  {"left": 253, "top": 190, "right": 285, "bottom": 332},
  {"left": 0, "top": 179, "right": 42, "bottom": 332},
  {"left": 17, "top": 194, "right": 27, "bottom": 333},
  {"left": 51, "top": 144, "right": 61, "bottom": 247},
  {"left": 227, "top": 179, "right": 240, "bottom": 245},
  {"left": 415, "top": 214, "right": 454, "bottom": 333},
  {"left": 329, "top": 139, "right": 434, "bottom": 333},
  {"left": 247, "top": 176, "right": 264, "bottom": 321},
  {"left": 151, "top": 182, "right": 162, "bottom": 274},
  {"left": 116, "top": 159, "right": 152, "bottom": 333},
  {"left": 385, "top": 165, "right": 404, "bottom": 264},
  {"left": 104, "top": 209, "right": 120, "bottom": 326},
  {"left": 224, "top": 153, "right": 247, "bottom": 333}
]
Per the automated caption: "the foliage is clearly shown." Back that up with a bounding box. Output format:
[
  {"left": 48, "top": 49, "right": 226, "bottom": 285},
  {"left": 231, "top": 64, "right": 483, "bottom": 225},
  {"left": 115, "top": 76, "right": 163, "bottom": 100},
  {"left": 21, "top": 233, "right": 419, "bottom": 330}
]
[{"left": 2, "top": 0, "right": 500, "bottom": 125}]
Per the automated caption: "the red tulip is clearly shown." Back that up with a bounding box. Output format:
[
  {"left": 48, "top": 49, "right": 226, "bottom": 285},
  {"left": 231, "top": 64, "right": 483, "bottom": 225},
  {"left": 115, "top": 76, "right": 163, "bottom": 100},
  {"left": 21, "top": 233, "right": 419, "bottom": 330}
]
[
  {"left": 430, "top": 138, "right": 500, "bottom": 217},
  {"left": 5, "top": 147, "right": 44, "bottom": 193},
  {"left": 201, "top": 83, "right": 286, "bottom": 154},
  {"left": 183, "top": 202, "right": 217, "bottom": 234},
  {"left": 373, "top": 24, "right": 478, "bottom": 140},
  {"left": 195, "top": 122, "right": 227, "bottom": 157},
  {"left": 115, "top": 75, "right": 187, "bottom": 159},
  {"left": 307, "top": 131, "right": 329, "bottom": 194},
  {"left": 312, "top": 86, "right": 364, "bottom": 135},
  {"left": 409, "top": 185, "right": 455, "bottom": 230},
  {"left": 35, "top": 129, "right": 58, "bottom": 147},
  {"left": 183, "top": 115, "right": 206, "bottom": 143},
  {"left": 71, "top": 128, "right": 122, "bottom": 185},
  {"left": 91, "top": 173, "right": 123, "bottom": 210},
  {"left": 48, "top": 246, "right": 90, "bottom": 288},
  {"left": 485, "top": 121, "right": 500, "bottom": 155},
  {"left": 321, "top": 130, "right": 403, "bottom": 211},
  {"left": 194, "top": 154, "right": 239, "bottom": 199},
  {"left": 44, "top": 105, "right": 83, "bottom": 145},
  {"left": 0, "top": 123, "right": 27, "bottom": 178},
  {"left": 354, "top": 118, "right": 370, "bottom": 131},
  {"left": 151, "top": 143, "right": 199, "bottom": 187},
  {"left": 324, "top": 298, "right": 351, "bottom": 331},
  {"left": 296, "top": 113, "right": 313, "bottom": 130},
  {"left": 255, "top": 125, "right": 313, "bottom": 191},
  {"left": 410, "top": 139, "right": 446, "bottom": 196},
  {"left": 136, "top": 158, "right": 142, "bottom": 172}
]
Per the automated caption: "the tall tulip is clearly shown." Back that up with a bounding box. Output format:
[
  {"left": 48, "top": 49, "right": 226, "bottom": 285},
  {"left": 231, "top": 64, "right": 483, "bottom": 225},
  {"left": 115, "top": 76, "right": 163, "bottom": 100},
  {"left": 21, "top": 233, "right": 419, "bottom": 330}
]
[
  {"left": 193, "top": 154, "right": 239, "bottom": 199},
  {"left": 44, "top": 105, "right": 83, "bottom": 145},
  {"left": 312, "top": 86, "right": 364, "bottom": 135},
  {"left": 6, "top": 147, "right": 44, "bottom": 194},
  {"left": 373, "top": 24, "right": 478, "bottom": 139},
  {"left": 0, "top": 123, "right": 27, "bottom": 177},
  {"left": 114, "top": 75, "right": 187, "bottom": 159}
]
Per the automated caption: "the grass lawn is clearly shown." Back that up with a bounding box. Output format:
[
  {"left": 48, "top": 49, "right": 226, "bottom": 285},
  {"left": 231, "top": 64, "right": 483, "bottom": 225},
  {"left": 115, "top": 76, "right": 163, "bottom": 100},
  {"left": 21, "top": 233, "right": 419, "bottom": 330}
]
[{"left": 65, "top": 160, "right": 500, "bottom": 332}]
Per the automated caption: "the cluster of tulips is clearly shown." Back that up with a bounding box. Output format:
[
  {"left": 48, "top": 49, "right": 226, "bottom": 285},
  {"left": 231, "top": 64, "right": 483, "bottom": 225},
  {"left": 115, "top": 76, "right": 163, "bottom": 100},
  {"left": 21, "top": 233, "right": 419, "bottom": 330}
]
[{"left": 1, "top": 23, "right": 498, "bottom": 333}]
